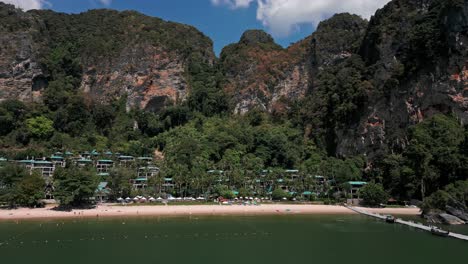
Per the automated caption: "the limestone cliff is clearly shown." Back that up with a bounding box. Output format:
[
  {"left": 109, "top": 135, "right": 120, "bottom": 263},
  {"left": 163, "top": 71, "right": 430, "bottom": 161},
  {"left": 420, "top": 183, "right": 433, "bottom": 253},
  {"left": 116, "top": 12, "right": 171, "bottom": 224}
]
[
  {"left": 335, "top": 0, "right": 468, "bottom": 157},
  {"left": 0, "top": 3, "right": 215, "bottom": 111},
  {"left": 219, "top": 30, "right": 311, "bottom": 114}
]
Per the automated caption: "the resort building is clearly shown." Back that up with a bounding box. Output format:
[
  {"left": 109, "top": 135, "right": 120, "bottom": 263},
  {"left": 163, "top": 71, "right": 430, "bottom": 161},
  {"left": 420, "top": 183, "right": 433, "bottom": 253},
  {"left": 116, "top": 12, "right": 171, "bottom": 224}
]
[
  {"left": 132, "top": 166, "right": 160, "bottom": 189},
  {"left": 96, "top": 159, "right": 114, "bottom": 173},
  {"left": 95, "top": 182, "right": 110, "bottom": 202},
  {"left": 118, "top": 155, "right": 134, "bottom": 166},
  {"left": 136, "top": 157, "right": 153, "bottom": 165},
  {"left": 162, "top": 177, "right": 175, "bottom": 191},
  {"left": 17, "top": 159, "right": 55, "bottom": 179},
  {"left": 75, "top": 158, "right": 93, "bottom": 167},
  {"left": 348, "top": 181, "right": 367, "bottom": 198},
  {"left": 31, "top": 160, "right": 55, "bottom": 180},
  {"left": 50, "top": 155, "right": 66, "bottom": 168}
]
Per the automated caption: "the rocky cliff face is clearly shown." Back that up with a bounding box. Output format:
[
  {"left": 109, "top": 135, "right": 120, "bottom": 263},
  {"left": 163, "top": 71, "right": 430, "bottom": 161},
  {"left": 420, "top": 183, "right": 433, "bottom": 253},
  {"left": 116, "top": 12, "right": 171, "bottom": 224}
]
[
  {"left": 219, "top": 14, "right": 367, "bottom": 115},
  {"left": 0, "top": 3, "right": 215, "bottom": 111},
  {"left": 0, "top": 5, "right": 46, "bottom": 102},
  {"left": 335, "top": 0, "right": 468, "bottom": 157},
  {"left": 219, "top": 30, "right": 311, "bottom": 114}
]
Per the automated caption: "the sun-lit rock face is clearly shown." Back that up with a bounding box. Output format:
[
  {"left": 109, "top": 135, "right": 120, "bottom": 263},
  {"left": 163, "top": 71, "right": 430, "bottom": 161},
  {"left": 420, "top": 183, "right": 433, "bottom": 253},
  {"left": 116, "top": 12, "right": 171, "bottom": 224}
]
[
  {"left": 219, "top": 14, "right": 368, "bottom": 115},
  {"left": 220, "top": 29, "right": 310, "bottom": 114},
  {"left": 80, "top": 46, "right": 188, "bottom": 112},
  {"left": 0, "top": 3, "right": 214, "bottom": 111}
]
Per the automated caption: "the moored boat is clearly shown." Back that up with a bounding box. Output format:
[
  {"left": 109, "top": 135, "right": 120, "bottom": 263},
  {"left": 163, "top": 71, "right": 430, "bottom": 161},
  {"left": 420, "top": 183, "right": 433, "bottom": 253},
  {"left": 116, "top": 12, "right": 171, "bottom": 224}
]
[
  {"left": 430, "top": 227, "right": 449, "bottom": 237},
  {"left": 385, "top": 215, "right": 396, "bottom": 223}
]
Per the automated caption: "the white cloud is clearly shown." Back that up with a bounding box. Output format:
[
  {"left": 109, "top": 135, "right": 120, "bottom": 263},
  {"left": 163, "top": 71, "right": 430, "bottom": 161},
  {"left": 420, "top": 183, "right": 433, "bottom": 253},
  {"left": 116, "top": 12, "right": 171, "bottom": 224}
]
[
  {"left": 98, "top": 0, "right": 112, "bottom": 6},
  {"left": 1, "top": 0, "right": 48, "bottom": 10},
  {"left": 212, "top": 0, "right": 391, "bottom": 37},
  {"left": 210, "top": 0, "right": 254, "bottom": 9}
]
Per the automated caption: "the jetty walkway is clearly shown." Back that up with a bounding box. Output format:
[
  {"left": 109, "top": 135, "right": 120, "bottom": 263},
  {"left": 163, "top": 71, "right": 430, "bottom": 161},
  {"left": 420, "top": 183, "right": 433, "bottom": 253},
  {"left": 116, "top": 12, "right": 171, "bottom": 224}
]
[{"left": 345, "top": 205, "right": 468, "bottom": 242}]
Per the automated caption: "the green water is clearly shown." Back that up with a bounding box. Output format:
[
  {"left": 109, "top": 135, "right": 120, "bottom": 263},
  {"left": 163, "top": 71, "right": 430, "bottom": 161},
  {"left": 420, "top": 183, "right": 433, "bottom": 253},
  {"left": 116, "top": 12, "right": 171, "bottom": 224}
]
[{"left": 0, "top": 215, "right": 467, "bottom": 264}]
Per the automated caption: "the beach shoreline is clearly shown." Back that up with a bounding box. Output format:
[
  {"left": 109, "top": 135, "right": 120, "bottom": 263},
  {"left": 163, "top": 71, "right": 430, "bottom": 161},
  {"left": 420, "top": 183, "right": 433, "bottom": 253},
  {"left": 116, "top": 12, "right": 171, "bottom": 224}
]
[{"left": 0, "top": 204, "right": 421, "bottom": 221}]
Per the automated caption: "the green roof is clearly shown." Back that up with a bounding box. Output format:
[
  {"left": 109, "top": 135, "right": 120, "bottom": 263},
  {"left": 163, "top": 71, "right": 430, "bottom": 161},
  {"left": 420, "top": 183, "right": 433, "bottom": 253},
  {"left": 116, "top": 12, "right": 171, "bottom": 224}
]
[
  {"left": 34, "top": 160, "right": 53, "bottom": 165},
  {"left": 104, "top": 151, "right": 113, "bottom": 155},
  {"left": 0, "top": 158, "right": 7, "bottom": 162},
  {"left": 98, "top": 182, "right": 108, "bottom": 190},
  {"left": 19, "top": 160, "right": 35, "bottom": 163},
  {"left": 51, "top": 155, "right": 64, "bottom": 160},
  {"left": 302, "top": 191, "right": 314, "bottom": 195},
  {"left": 98, "top": 159, "right": 113, "bottom": 163},
  {"left": 65, "top": 151, "right": 73, "bottom": 155},
  {"left": 77, "top": 159, "right": 92, "bottom": 163},
  {"left": 135, "top": 178, "right": 148, "bottom": 182},
  {"left": 164, "top": 178, "right": 173, "bottom": 181},
  {"left": 98, "top": 173, "right": 109, "bottom": 177},
  {"left": 137, "top": 157, "right": 152, "bottom": 160},
  {"left": 96, "top": 182, "right": 110, "bottom": 194}
]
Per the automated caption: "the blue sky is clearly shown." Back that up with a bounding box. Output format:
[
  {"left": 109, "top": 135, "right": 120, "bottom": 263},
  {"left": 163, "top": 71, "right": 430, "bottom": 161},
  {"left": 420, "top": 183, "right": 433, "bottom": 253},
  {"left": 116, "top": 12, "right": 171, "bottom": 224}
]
[{"left": 3, "top": 0, "right": 391, "bottom": 55}]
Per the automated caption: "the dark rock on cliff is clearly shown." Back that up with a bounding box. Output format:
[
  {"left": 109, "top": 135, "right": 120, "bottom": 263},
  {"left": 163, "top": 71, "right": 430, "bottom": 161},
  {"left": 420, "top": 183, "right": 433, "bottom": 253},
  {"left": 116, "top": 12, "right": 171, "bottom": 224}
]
[
  {"left": 311, "top": 13, "right": 368, "bottom": 69},
  {"left": 334, "top": 0, "right": 468, "bottom": 157},
  {"left": 239, "top": 29, "right": 281, "bottom": 48}
]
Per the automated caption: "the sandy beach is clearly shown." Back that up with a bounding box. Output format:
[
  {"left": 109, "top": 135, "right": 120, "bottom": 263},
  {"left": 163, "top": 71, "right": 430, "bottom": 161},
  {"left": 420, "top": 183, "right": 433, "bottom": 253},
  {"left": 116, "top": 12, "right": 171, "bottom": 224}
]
[{"left": 0, "top": 204, "right": 421, "bottom": 220}]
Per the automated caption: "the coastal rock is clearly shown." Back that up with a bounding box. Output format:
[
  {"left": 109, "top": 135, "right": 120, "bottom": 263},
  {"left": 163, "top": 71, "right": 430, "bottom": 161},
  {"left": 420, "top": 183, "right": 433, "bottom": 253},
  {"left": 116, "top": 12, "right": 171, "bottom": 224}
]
[
  {"left": 438, "top": 213, "right": 466, "bottom": 225},
  {"left": 446, "top": 206, "right": 468, "bottom": 222}
]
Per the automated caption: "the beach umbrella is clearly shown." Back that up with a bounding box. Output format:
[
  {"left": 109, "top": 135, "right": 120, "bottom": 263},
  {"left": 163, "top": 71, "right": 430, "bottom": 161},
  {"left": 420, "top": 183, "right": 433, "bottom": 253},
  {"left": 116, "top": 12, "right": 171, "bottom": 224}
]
[
  {"left": 197, "top": 197, "right": 205, "bottom": 200},
  {"left": 249, "top": 197, "right": 253, "bottom": 200},
  {"left": 282, "top": 197, "right": 287, "bottom": 200},
  {"left": 176, "top": 197, "right": 182, "bottom": 200},
  {"left": 239, "top": 197, "right": 243, "bottom": 200},
  {"left": 117, "top": 197, "right": 124, "bottom": 202},
  {"left": 141, "top": 197, "right": 147, "bottom": 201},
  {"left": 168, "top": 197, "right": 175, "bottom": 201},
  {"left": 133, "top": 197, "right": 139, "bottom": 201},
  {"left": 149, "top": 197, "right": 156, "bottom": 202},
  {"left": 157, "top": 197, "right": 163, "bottom": 201},
  {"left": 125, "top": 197, "right": 131, "bottom": 201}
]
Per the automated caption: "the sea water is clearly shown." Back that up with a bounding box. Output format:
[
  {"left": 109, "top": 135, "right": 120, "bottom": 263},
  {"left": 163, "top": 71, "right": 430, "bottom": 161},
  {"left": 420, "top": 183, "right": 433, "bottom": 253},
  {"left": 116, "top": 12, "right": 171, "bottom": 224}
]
[{"left": 0, "top": 215, "right": 467, "bottom": 264}]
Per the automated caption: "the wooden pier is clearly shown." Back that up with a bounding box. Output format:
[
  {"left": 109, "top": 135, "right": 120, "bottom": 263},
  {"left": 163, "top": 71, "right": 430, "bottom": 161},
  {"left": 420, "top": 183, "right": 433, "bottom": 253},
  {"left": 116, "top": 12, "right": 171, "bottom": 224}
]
[{"left": 345, "top": 205, "right": 468, "bottom": 242}]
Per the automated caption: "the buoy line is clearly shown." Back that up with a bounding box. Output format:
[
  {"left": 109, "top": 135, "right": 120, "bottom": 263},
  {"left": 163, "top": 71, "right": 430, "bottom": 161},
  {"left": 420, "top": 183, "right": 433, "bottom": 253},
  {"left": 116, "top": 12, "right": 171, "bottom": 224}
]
[{"left": 0, "top": 231, "right": 273, "bottom": 248}]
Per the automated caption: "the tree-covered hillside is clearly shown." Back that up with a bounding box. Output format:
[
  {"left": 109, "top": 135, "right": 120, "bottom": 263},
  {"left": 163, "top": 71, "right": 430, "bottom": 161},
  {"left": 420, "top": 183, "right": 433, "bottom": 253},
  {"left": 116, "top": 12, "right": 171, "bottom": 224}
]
[{"left": 0, "top": 0, "right": 467, "bottom": 213}]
